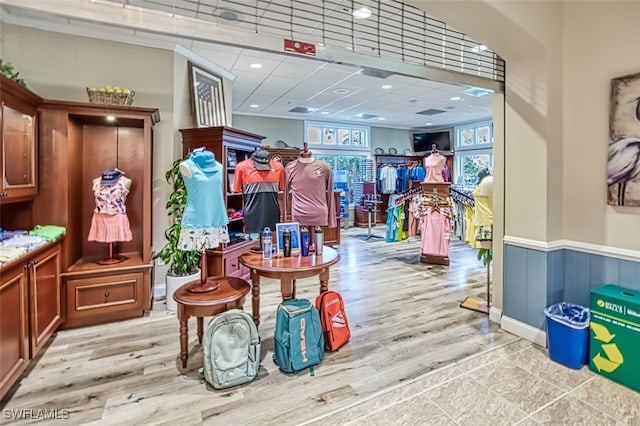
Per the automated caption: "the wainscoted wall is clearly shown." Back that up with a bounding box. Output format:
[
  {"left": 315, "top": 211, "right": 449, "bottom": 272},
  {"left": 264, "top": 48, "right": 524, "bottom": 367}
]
[{"left": 503, "top": 240, "right": 640, "bottom": 331}]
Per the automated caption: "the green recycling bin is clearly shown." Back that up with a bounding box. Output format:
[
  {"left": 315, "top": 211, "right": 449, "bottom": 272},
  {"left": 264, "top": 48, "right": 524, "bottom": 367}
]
[{"left": 590, "top": 284, "right": 640, "bottom": 392}]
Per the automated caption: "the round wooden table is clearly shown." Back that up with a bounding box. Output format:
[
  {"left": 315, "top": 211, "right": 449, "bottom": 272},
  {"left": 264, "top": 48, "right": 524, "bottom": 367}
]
[
  {"left": 239, "top": 246, "right": 340, "bottom": 327},
  {"left": 173, "top": 276, "right": 251, "bottom": 368}
]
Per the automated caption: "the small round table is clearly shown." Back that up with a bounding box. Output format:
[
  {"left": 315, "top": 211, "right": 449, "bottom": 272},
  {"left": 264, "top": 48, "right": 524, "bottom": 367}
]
[
  {"left": 173, "top": 276, "right": 251, "bottom": 368},
  {"left": 239, "top": 246, "right": 340, "bottom": 327}
]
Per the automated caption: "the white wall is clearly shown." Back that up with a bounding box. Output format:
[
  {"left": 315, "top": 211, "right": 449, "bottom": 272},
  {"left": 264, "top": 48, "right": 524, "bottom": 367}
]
[
  {"left": 562, "top": 1, "right": 640, "bottom": 249},
  {"left": 371, "top": 127, "right": 412, "bottom": 153},
  {"left": 232, "top": 115, "right": 304, "bottom": 147}
]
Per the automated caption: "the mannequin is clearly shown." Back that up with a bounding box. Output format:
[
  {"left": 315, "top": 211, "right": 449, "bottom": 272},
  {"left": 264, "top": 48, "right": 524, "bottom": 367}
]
[
  {"left": 473, "top": 168, "right": 493, "bottom": 243},
  {"left": 423, "top": 144, "right": 447, "bottom": 183},
  {"left": 179, "top": 148, "right": 230, "bottom": 291},
  {"left": 285, "top": 143, "right": 337, "bottom": 251},
  {"left": 88, "top": 167, "right": 133, "bottom": 264},
  {"left": 233, "top": 148, "right": 285, "bottom": 236}
]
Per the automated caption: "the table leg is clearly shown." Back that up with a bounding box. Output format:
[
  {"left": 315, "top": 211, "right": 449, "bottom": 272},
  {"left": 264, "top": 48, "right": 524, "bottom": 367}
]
[
  {"left": 281, "top": 273, "right": 294, "bottom": 300},
  {"left": 319, "top": 267, "right": 329, "bottom": 293},
  {"left": 292, "top": 279, "right": 297, "bottom": 299},
  {"left": 197, "top": 317, "right": 204, "bottom": 344},
  {"left": 250, "top": 269, "right": 261, "bottom": 327},
  {"left": 177, "top": 307, "right": 189, "bottom": 368}
]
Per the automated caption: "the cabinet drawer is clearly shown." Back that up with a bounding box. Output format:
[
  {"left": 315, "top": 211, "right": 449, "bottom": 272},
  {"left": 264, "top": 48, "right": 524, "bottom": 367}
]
[
  {"left": 225, "top": 255, "right": 248, "bottom": 278},
  {"left": 65, "top": 272, "right": 144, "bottom": 326}
]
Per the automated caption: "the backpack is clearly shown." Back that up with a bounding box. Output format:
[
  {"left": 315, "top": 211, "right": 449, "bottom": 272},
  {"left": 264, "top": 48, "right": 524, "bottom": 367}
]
[
  {"left": 315, "top": 291, "right": 351, "bottom": 351},
  {"left": 273, "top": 299, "right": 324, "bottom": 374},
  {"left": 202, "top": 309, "right": 261, "bottom": 389}
]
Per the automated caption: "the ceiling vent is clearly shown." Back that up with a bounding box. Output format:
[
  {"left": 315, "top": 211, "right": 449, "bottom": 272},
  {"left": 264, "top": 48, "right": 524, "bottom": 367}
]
[
  {"left": 416, "top": 108, "right": 446, "bottom": 116},
  {"left": 464, "top": 87, "right": 493, "bottom": 97},
  {"left": 212, "top": 8, "right": 243, "bottom": 23},
  {"left": 359, "top": 68, "right": 394, "bottom": 79},
  {"left": 289, "top": 106, "right": 313, "bottom": 113},
  {"left": 352, "top": 113, "right": 378, "bottom": 120}
]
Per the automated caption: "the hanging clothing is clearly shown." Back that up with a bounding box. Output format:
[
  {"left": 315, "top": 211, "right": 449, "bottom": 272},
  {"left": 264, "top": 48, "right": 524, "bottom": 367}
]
[
  {"left": 178, "top": 155, "right": 230, "bottom": 251},
  {"left": 420, "top": 207, "right": 451, "bottom": 256},
  {"left": 442, "top": 164, "right": 451, "bottom": 183},
  {"left": 286, "top": 159, "right": 337, "bottom": 227},
  {"left": 385, "top": 205, "right": 400, "bottom": 242},
  {"left": 463, "top": 205, "right": 482, "bottom": 249},
  {"left": 378, "top": 165, "right": 398, "bottom": 194},
  {"left": 88, "top": 176, "right": 132, "bottom": 243},
  {"left": 396, "top": 166, "right": 409, "bottom": 192},
  {"left": 233, "top": 158, "right": 285, "bottom": 233},
  {"left": 423, "top": 153, "right": 446, "bottom": 183}
]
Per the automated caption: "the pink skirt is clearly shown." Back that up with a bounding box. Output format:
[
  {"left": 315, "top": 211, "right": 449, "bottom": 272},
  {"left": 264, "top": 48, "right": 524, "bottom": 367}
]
[{"left": 88, "top": 213, "right": 132, "bottom": 243}]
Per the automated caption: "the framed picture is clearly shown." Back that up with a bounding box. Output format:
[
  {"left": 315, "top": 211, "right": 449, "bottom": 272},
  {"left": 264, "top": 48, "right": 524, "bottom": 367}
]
[
  {"left": 275, "top": 222, "right": 300, "bottom": 254},
  {"left": 323, "top": 128, "right": 336, "bottom": 145},
  {"left": 188, "top": 61, "right": 226, "bottom": 128},
  {"left": 476, "top": 126, "right": 491, "bottom": 144},
  {"left": 351, "top": 130, "right": 363, "bottom": 146},
  {"left": 306, "top": 127, "right": 321, "bottom": 144},
  {"left": 227, "top": 150, "right": 237, "bottom": 168},
  {"left": 460, "top": 128, "right": 475, "bottom": 146},
  {"left": 338, "top": 128, "right": 350, "bottom": 145}
]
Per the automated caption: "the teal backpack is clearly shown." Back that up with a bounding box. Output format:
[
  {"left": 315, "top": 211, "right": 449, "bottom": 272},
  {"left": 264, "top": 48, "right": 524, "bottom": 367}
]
[
  {"left": 273, "top": 299, "right": 324, "bottom": 374},
  {"left": 202, "top": 309, "right": 261, "bottom": 389}
]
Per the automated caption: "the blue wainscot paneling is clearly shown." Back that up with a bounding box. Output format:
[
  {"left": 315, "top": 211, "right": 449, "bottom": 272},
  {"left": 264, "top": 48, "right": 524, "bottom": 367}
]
[{"left": 503, "top": 244, "right": 640, "bottom": 330}]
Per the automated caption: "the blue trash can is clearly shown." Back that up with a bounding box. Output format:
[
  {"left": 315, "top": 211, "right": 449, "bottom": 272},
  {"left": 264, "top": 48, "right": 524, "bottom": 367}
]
[{"left": 543, "top": 302, "right": 590, "bottom": 369}]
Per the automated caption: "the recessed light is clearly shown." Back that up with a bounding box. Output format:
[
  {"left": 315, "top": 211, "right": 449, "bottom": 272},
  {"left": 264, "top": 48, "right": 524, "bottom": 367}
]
[
  {"left": 352, "top": 7, "right": 371, "bottom": 19},
  {"left": 381, "top": 84, "right": 393, "bottom": 89},
  {"left": 470, "top": 44, "right": 488, "bottom": 53},
  {"left": 378, "top": 117, "right": 386, "bottom": 120},
  {"left": 425, "top": 122, "right": 433, "bottom": 126},
  {"left": 250, "top": 104, "right": 259, "bottom": 108},
  {"left": 450, "top": 96, "right": 461, "bottom": 101},
  {"left": 249, "top": 63, "right": 263, "bottom": 69},
  {"left": 106, "top": 115, "right": 116, "bottom": 122},
  {"left": 321, "top": 111, "right": 330, "bottom": 115},
  {"left": 333, "top": 88, "right": 350, "bottom": 95}
]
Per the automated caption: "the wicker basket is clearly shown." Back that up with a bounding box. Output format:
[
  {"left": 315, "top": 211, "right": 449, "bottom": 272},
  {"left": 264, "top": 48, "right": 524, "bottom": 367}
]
[{"left": 86, "top": 88, "right": 135, "bottom": 106}]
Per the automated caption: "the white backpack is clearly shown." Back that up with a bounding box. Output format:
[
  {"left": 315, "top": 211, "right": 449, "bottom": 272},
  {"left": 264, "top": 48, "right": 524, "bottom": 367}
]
[{"left": 202, "top": 309, "right": 261, "bottom": 389}]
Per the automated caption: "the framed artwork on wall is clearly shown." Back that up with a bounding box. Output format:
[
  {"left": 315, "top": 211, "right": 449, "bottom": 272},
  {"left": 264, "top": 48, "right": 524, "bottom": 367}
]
[
  {"left": 307, "top": 126, "right": 321, "bottom": 144},
  {"left": 460, "top": 128, "right": 475, "bottom": 146},
  {"left": 476, "top": 126, "right": 491, "bottom": 144},
  {"left": 338, "top": 128, "right": 350, "bottom": 145},
  {"left": 608, "top": 72, "right": 640, "bottom": 206},
  {"left": 188, "top": 61, "right": 226, "bottom": 128},
  {"left": 323, "top": 128, "right": 336, "bottom": 145}
]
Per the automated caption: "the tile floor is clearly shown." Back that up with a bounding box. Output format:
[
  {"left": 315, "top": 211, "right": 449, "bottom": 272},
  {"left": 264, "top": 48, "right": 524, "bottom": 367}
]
[{"left": 304, "top": 339, "right": 640, "bottom": 426}]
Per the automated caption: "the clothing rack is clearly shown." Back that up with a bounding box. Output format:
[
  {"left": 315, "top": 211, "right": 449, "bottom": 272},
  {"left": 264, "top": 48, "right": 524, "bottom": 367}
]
[
  {"left": 450, "top": 187, "right": 475, "bottom": 207},
  {"left": 386, "top": 187, "right": 421, "bottom": 210}
]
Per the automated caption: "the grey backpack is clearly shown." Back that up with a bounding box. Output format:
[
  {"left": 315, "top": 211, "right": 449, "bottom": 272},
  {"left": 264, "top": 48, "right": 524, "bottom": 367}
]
[{"left": 202, "top": 309, "right": 261, "bottom": 389}]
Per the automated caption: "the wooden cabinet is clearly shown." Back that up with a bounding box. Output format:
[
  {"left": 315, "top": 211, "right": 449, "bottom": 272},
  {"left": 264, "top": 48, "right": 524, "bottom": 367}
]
[
  {"left": 0, "top": 75, "right": 41, "bottom": 203},
  {"left": 1, "top": 242, "right": 61, "bottom": 400},
  {"left": 37, "top": 100, "right": 159, "bottom": 328},
  {"left": 180, "top": 126, "right": 265, "bottom": 278}
]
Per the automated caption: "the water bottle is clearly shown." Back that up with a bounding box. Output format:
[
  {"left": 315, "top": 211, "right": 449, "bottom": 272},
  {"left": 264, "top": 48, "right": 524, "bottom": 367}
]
[
  {"left": 300, "top": 227, "right": 310, "bottom": 256},
  {"left": 314, "top": 226, "right": 324, "bottom": 256},
  {"left": 262, "top": 227, "right": 272, "bottom": 260},
  {"left": 283, "top": 228, "right": 292, "bottom": 257}
]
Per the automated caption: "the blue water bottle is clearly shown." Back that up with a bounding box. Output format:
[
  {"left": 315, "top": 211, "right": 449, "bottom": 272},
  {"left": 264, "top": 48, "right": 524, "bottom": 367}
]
[
  {"left": 262, "top": 227, "right": 272, "bottom": 260},
  {"left": 300, "top": 227, "right": 310, "bottom": 256}
]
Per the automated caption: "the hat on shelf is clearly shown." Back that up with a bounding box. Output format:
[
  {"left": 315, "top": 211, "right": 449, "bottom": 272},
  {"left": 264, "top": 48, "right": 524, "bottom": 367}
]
[
  {"left": 190, "top": 150, "right": 218, "bottom": 173},
  {"left": 100, "top": 168, "right": 123, "bottom": 185},
  {"left": 251, "top": 149, "right": 272, "bottom": 171}
]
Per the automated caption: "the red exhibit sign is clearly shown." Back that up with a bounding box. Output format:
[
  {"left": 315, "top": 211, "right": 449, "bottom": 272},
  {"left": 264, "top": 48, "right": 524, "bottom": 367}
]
[{"left": 284, "top": 39, "right": 316, "bottom": 56}]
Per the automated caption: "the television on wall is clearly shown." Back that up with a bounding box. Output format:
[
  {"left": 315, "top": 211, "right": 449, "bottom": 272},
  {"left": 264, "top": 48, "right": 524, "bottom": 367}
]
[{"left": 412, "top": 131, "right": 452, "bottom": 153}]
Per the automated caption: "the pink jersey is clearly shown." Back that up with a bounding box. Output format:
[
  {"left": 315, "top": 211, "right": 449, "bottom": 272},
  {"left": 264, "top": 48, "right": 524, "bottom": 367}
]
[
  {"left": 285, "top": 159, "right": 337, "bottom": 227},
  {"left": 92, "top": 177, "right": 129, "bottom": 215},
  {"left": 423, "top": 154, "right": 446, "bottom": 183}
]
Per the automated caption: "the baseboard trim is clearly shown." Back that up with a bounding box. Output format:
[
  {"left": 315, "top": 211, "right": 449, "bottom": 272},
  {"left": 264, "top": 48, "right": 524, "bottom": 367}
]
[
  {"left": 501, "top": 315, "right": 546, "bottom": 347},
  {"left": 489, "top": 306, "right": 502, "bottom": 324},
  {"left": 154, "top": 283, "right": 166, "bottom": 300},
  {"left": 503, "top": 236, "right": 640, "bottom": 262}
]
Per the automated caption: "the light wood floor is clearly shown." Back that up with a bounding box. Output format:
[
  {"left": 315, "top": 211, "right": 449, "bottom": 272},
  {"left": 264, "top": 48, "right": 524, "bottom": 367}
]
[{"left": 2, "top": 227, "right": 516, "bottom": 425}]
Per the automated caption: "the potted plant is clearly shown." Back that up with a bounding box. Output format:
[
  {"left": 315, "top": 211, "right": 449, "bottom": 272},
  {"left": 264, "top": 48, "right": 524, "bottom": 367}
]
[{"left": 154, "top": 157, "right": 201, "bottom": 311}]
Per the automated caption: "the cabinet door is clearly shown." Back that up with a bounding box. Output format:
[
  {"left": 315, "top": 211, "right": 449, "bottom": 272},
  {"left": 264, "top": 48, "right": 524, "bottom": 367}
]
[
  {"left": 1, "top": 103, "right": 37, "bottom": 200},
  {"left": 28, "top": 245, "right": 62, "bottom": 356},
  {"left": 0, "top": 266, "right": 29, "bottom": 398}
]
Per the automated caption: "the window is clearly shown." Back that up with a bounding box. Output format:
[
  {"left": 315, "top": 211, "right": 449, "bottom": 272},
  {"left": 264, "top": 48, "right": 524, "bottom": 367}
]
[
  {"left": 313, "top": 151, "right": 369, "bottom": 204},
  {"left": 453, "top": 121, "right": 493, "bottom": 187}
]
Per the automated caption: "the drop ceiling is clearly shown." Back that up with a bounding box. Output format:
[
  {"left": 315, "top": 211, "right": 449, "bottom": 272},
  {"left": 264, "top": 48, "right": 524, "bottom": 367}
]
[{"left": 0, "top": 0, "right": 495, "bottom": 129}]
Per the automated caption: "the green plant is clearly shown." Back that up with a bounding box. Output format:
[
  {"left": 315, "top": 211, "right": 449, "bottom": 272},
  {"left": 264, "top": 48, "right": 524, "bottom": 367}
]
[
  {"left": 0, "top": 59, "right": 27, "bottom": 87},
  {"left": 153, "top": 157, "right": 201, "bottom": 276},
  {"left": 477, "top": 248, "right": 493, "bottom": 266}
]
